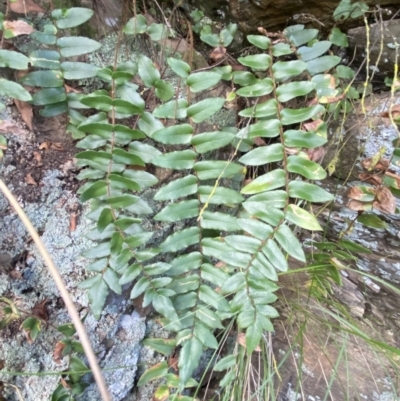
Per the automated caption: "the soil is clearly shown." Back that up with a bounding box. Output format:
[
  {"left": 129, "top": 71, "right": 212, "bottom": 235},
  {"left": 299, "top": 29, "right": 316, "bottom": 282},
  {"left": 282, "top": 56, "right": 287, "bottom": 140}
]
[{"left": 3, "top": 106, "right": 80, "bottom": 202}]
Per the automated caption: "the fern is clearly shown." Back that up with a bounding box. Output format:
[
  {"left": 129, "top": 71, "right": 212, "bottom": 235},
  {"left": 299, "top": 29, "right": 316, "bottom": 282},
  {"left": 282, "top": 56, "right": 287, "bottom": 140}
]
[
  {"left": 0, "top": 1, "right": 378, "bottom": 398},
  {"left": 65, "top": 12, "right": 363, "bottom": 393}
]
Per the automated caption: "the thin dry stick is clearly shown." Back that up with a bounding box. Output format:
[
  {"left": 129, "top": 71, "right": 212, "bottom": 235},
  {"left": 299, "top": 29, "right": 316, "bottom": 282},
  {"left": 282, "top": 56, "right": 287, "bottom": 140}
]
[{"left": 0, "top": 179, "right": 111, "bottom": 401}]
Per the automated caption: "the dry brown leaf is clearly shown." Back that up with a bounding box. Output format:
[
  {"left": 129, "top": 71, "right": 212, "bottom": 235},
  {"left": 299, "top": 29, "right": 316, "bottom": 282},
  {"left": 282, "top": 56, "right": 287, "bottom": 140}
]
[
  {"left": 64, "top": 84, "right": 80, "bottom": 93},
  {"left": 348, "top": 186, "right": 375, "bottom": 200},
  {"left": 14, "top": 99, "right": 33, "bottom": 130},
  {"left": 25, "top": 173, "right": 37, "bottom": 186},
  {"left": 307, "top": 146, "right": 325, "bottom": 162},
  {"left": 168, "top": 353, "right": 179, "bottom": 373},
  {"left": 210, "top": 46, "right": 226, "bottom": 61},
  {"left": 303, "top": 119, "right": 324, "bottom": 132},
  {"left": 373, "top": 186, "right": 396, "bottom": 214},
  {"left": 358, "top": 173, "right": 382, "bottom": 186},
  {"left": 381, "top": 104, "right": 400, "bottom": 119},
  {"left": 254, "top": 137, "right": 267, "bottom": 146},
  {"left": 50, "top": 142, "right": 64, "bottom": 151},
  {"left": 237, "top": 332, "right": 261, "bottom": 352},
  {"left": 10, "top": 0, "right": 44, "bottom": 14},
  {"left": 60, "top": 378, "right": 71, "bottom": 389},
  {"left": 53, "top": 341, "right": 67, "bottom": 364},
  {"left": 69, "top": 212, "right": 78, "bottom": 232},
  {"left": 3, "top": 20, "right": 35, "bottom": 36},
  {"left": 39, "top": 142, "right": 49, "bottom": 150},
  {"left": 362, "top": 157, "right": 390, "bottom": 172},
  {"left": 32, "top": 298, "right": 48, "bottom": 321},
  {"left": 9, "top": 270, "right": 23, "bottom": 279},
  {"left": 33, "top": 151, "right": 42, "bottom": 165},
  {"left": 347, "top": 200, "right": 372, "bottom": 211},
  {"left": 0, "top": 120, "right": 25, "bottom": 135}
]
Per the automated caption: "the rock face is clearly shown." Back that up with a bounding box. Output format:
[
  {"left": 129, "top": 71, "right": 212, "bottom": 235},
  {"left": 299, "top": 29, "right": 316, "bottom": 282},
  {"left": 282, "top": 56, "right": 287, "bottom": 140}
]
[
  {"left": 184, "top": 0, "right": 400, "bottom": 33},
  {"left": 347, "top": 19, "right": 400, "bottom": 83}
]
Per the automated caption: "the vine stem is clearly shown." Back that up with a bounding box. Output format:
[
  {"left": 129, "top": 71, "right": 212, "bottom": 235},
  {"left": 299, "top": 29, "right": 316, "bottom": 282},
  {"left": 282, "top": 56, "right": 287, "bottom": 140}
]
[{"left": 0, "top": 179, "right": 111, "bottom": 401}]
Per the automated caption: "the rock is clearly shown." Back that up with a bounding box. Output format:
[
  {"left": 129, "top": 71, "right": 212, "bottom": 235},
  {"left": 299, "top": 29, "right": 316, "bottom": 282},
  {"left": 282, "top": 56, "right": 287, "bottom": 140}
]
[
  {"left": 183, "top": 0, "right": 400, "bottom": 34},
  {"left": 348, "top": 19, "right": 400, "bottom": 83},
  {"left": 323, "top": 92, "right": 400, "bottom": 180}
]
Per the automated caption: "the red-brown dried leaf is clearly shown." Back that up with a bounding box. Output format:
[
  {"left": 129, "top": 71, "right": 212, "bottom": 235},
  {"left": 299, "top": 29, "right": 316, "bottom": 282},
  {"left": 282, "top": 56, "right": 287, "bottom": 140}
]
[
  {"left": 70, "top": 213, "right": 78, "bottom": 232},
  {"left": 64, "top": 84, "right": 80, "bottom": 93},
  {"left": 32, "top": 298, "right": 48, "bottom": 321},
  {"left": 60, "top": 378, "right": 71, "bottom": 389},
  {"left": 25, "top": 173, "right": 37, "bottom": 186},
  {"left": 373, "top": 186, "right": 396, "bottom": 214},
  {"left": 347, "top": 200, "right": 372, "bottom": 211},
  {"left": 3, "top": 20, "right": 35, "bottom": 36},
  {"left": 381, "top": 104, "right": 400, "bottom": 119},
  {"left": 39, "top": 142, "right": 49, "bottom": 150},
  {"left": 237, "top": 332, "right": 261, "bottom": 352},
  {"left": 307, "top": 146, "right": 325, "bottom": 162},
  {"left": 358, "top": 173, "right": 382, "bottom": 186},
  {"left": 50, "top": 142, "right": 64, "bottom": 151},
  {"left": 303, "top": 119, "right": 324, "bottom": 132},
  {"left": 209, "top": 46, "right": 227, "bottom": 62},
  {"left": 362, "top": 157, "right": 390, "bottom": 172},
  {"left": 0, "top": 120, "right": 25, "bottom": 135},
  {"left": 10, "top": 0, "right": 44, "bottom": 14},
  {"left": 33, "top": 151, "right": 42, "bottom": 165},
  {"left": 168, "top": 353, "right": 179, "bottom": 373},
  {"left": 253, "top": 137, "right": 267, "bottom": 146},
  {"left": 14, "top": 99, "right": 33, "bottom": 130},
  {"left": 54, "top": 341, "right": 67, "bottom": 364}
]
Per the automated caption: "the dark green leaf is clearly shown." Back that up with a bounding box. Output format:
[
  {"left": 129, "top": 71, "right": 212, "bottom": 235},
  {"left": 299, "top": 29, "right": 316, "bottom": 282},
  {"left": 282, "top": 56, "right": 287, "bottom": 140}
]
[
  {"left": 236, "top": 78, "right": 273, "bottom": 97},
  {"left": 152, "top": 150, "right": 196, "bottom": 169},
  {"left": 153, "top": 99, "right": 188, "bottom": 119},
  {"left": 137, "top": 361, "right": 168, "bottom": 386},
  {"left": 284, "top": 129, "right": 327, "bottom": 148},
  {"left": 287, "top": 156, "right": 327, "bottom": 180},
  {"left": 276, "top": 81, "right": 316, "bottom": 102},
  {"left": 241, "top": 169, "right": 285, "bottom": 194},
  {"left": 289, "top": 29, "right": 319, "bottom": 46},
  {"left": 286, "top": 204, "right": 322, "bottom": 230},
  {"left": 357, "top": 214, "right": 388, "bottom": 229},
  {"left": 97, "top": 208, "right": 114, "bottom": 232},
  {"left": 86, "top": 275, "right": 109, "bottom": 319},
  {"left": 138, "top": 55, "right": 160, "bottom": 87},
  {"left": 154, "top": 175, "right": 198, "bottom": 201},
  {"left": 239, "top": 99, "right": 277, "bottom": 118},
  {"left": 80, "top": 95, "right": 112, "bottom": 112},
  {"left": 0, "top": 79, "right": 32, "bottom": 101},
  {"left": 214, "top": 355, "right": 236, "bottom": 371},
  {"left": 104, "top": 268, "right": 122, "bottom": 294},
  {"left": 123, "top": 15, "right": 148, "bottom": 35},
  {"left": 20, "top": 70, "right": 63, "bottom": 87},
  {"left": 52, "top": 7, "right": 94, "bottom": 29},
  {"left": 153, "top": 124, "right": 193, "bottom": 145},
  {"left": 131, "top": 277, "right": 150, "bottom": 299},
  {"left": 153, "top": 294, "right": 182, "bottom": 330},
  {"left": 80, "top": 180, "right": 107, "bottom": 202},
  {"left": 109, "top": 174, "right": 140, "bottom": 191},
  {"left": 272, "top": 43, "right": 293, "bottom": 57},
  {"left": 237, "top": 218, "right": 273, "bottom": 240},
  {"left": 154, "top": 79, "right": 174, "bottom": 101},
  {"left": 194, "top": 322, "right": 219, "bottom": 349},
  {"left": 168, "top": 252, "right": 202, "bottom": 276},
  {"left": 262, "top": 239, "right": 288, "bottom": 272},
  {"left": 160, "top": 227, "right": 200, "bottom": 253},
  {"left": 272, "top": 60, "right": 307, "bottom": 81},
  {"left": 200, "top": 263, "right": 230, "bottom": 287},
  {"left": 113, "top": 99, "right": 143, "bottom": 115},
  {"left": 186, "top": 98, "right": 225, "bottom": 123},
  {"left": 246, "top": 319, "right": 263, "bottom": 354},
  {"left": 307, "top": 56, "right": 341, "bottom": 75},
  {"left": 167, "top": 58, "right": 191, "bottom": 78},
  {"left": 329, "top": 28, "right": 348, "bottom": 47},
  {"left": 200, "top": 211, "right": 240, "bottom": 232},
  {"left": 191, "top": 131, "right": 235, "bottom": 153},
  {"left": 237, "top": 119, "right": 281, "bottom": 139},
  {"left": 198, "top": 186, "right": 243, "bottom": 205},
  {"left": 0, "top": 50, "right": 29, "bottom": 69},
  {"left": 113, "top": 148, "right": 144, "bottom": 166},
  {"left": 194, "top": 161, "right": 245, "bottom": 180},
  {"left": 107, "top": 194, "right": 140, "bottom": 209},
  {"left": 186, "top": 71, "right": 221, "bottom": 92},
  {"left": 178, "top": 337, "right": 203, "bottom": 387},
  {"left": 297, "top": 41, "right": 332, "bottom": 61},
  {"left": 238, "top": 54, "right": 271, "bottom": 70},
  {"left": 119, "top": 264, "right": 141, "bottom": 285},
  {"left": 142, "top": 338, "right": 177, "bottom": 356},
  {"left": 275, "top": 224, "right": 306, "bottom": 263},
  {"left": 39, "top": 101, "right": 68, "bottom": 117},
  {"left": 239, "top": 144, "right": 283, "bottom": 166},
  {"left": 247, "top": 35, "right": 270, "bottom": 49},
  {"left": 57, "top": 37, "right": 101, "bottom": 57},
  {"left": 281, "top": 105, "right": 325, "bottom": 125},
  {"left": 232, "top": 71, "right": 258, "bottom": 86},
  {"left": 288, "top": 181, "right": 333, "bottom": 202},
  {"left": 32, "top": 87, "right": 66, "bottom": 105},
  {"left": 138, "top": 112, "right": 164, "bottom": 137},
  {"left": 155, "top": 200, "right": 199, "bottom": 222}
]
